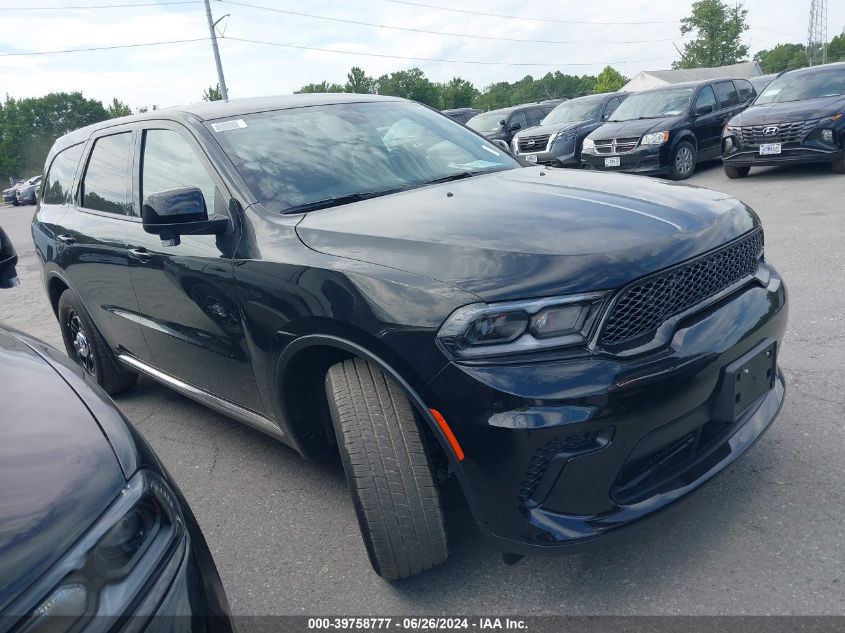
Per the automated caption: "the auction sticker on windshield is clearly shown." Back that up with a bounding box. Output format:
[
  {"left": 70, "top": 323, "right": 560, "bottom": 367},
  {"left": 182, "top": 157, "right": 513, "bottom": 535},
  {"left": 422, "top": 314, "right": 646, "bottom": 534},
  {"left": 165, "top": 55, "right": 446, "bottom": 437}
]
[{"left": 760, "top": 143, "right": 782, "bottom": 155}]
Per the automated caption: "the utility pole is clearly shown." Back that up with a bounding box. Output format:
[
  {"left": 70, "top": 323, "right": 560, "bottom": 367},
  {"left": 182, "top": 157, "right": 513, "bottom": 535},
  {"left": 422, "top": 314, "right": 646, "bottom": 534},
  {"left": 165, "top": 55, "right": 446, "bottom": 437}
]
[
  {"left": 204, "top": 0, "right": 229, "bottom": 101},
  {"left": 807, "top": 0, "right": 828, "bottom": 66}
]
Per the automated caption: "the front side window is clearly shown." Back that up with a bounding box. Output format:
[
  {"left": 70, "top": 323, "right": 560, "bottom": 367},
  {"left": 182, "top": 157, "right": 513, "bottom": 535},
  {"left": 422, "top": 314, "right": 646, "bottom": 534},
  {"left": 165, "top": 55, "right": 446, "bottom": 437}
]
[
  {"left": 42, "top": 144, "right": 84, "bottom": 205},
  {"left": 141, "top": 129, "right": 217, "bottom": 211},
  {"left": 607, "top": 88, "right": 694, "bottom": 121},
  {"left": 694, "top": 86, "right": 718, "bottom": 113},
  {"left": 81, "top": 133, "right": 133, "bottom": 215},
  {"left": 508, "top": 111, "right": 529, "bottom": 131},
  {"left": 208, "top": 101, "right": 518, "bottom": 213},
  {"left": 467, "top": 111, "right": 506, "bottom": 134},
  {"left": 713, "top": 81, "right": 739, "bottom": 109}
]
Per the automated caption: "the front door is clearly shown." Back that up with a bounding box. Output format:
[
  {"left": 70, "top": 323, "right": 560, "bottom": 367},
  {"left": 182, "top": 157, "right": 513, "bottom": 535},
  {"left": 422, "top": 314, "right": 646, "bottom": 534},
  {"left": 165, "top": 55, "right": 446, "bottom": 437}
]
[
  {"left": 125, "top": 122, "right": 264, "bottom": 413},
  {"left": 690, "top": 85, "right": 722, "bottom": 159}
]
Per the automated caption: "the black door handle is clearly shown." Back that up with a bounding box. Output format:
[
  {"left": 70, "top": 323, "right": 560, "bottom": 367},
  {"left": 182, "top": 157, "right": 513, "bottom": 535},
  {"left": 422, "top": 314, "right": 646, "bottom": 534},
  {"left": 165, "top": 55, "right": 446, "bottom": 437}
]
[
  {"left": 129, "top": 247, "right": 152, "bottom": 263},
  {"left": 56, "top": 234, "right": 75, "bottom": 245}
]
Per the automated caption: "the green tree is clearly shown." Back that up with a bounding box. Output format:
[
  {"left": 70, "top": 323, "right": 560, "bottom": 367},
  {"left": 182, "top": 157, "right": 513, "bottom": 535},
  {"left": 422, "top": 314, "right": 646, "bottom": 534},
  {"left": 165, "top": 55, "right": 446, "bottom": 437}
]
[
  {"left": 295, "top": 81, "right": 344, "bottom": 93},
  {"left": 754, "top": 43, "right": 807, "bottom": 73},
  {"left": 345, "top": 67, "right": 374, "bottom": 94},
  {"left": 136, "top": 104, "right": 158, "bottom": 114},
  {"left": 827, "top": 33, "right": 845, "bottom": 62},
  {"left": 439, "top": 77, "right": 477, "bottom": 108},
  {"left": 106, "top": 97, "right": 133, "bottom": 118},
  {"left": 203, "top": 83, "right": 223, "bottom": 101},
  {"left": 375, "top": 68, "right": 441, "bottom": 107},
  {"left": 593, "top": 66, "right": 627, "bottom": 93},
  {"left": 674, "top": 0, "right": 749, "bottom": 69}
]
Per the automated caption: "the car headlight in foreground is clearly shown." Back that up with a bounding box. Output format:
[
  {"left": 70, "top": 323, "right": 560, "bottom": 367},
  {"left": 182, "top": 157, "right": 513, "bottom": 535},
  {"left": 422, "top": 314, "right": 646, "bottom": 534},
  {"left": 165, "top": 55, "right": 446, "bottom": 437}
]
[
  {"left": 436, "top": 292, "right": 608, "bottom": 360},
  {"left": 18, "top": 470, "right": 185, "bottom": 632},
  {"left": 582, "top": 138, "right": 595, "bottom": 150}
]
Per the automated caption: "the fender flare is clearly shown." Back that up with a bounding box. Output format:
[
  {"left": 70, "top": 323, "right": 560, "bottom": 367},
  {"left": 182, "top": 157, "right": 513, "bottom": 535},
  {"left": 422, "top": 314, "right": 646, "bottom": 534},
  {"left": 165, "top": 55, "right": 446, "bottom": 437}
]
[{"left": 275, "top": 333, "right": 487, "bottom": 525}]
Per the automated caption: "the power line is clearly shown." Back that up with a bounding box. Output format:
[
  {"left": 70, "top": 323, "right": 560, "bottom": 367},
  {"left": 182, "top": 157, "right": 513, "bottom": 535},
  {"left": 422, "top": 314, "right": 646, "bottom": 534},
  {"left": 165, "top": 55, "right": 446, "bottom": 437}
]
[
  {"left": 381, "top": 0, "right": 682, "bottom": 26},
  {"left": 0, "top": 38, "right": 208, "bottom": 57},
  {"left": 0, "top": 1, "right": 201, "bottom": 10},
  {"left": 223, "top": 35, "right": 675, "bottom": 67},
  {"left": 220, "top": 0, "right": 692, "bottom": 45}
]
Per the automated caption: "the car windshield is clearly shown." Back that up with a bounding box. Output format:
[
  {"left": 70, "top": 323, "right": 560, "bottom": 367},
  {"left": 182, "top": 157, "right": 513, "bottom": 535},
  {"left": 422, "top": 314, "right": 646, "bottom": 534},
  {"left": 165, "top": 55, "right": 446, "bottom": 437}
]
[
  {"left": 755, "top": 68, "right": 845, "bottom": 104},
  {"left": 608, "top": 87, "right": 694, "bottom": 121},
  {"left": 208, "top": 101, "right": 518, "bottom": 213},
  {"left": 542, "top": 99, "right": 602, "bottom": 124},
  {"left": 466, "top": 111, "right": 507, "bottom": 134}
]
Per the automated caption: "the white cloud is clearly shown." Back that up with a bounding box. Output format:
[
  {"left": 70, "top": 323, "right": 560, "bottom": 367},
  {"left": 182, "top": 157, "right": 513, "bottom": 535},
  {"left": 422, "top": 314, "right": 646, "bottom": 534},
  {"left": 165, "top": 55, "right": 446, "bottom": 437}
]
[{"left": 0, "top": 0, "right": 840, "bottom": 109}]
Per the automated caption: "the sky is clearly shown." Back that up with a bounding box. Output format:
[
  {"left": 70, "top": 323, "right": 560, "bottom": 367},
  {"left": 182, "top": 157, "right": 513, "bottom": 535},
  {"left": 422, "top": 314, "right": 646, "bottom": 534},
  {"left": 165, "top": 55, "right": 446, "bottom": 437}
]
[{"left": 0, "top": 0, "right": 843, "bottom": 111}]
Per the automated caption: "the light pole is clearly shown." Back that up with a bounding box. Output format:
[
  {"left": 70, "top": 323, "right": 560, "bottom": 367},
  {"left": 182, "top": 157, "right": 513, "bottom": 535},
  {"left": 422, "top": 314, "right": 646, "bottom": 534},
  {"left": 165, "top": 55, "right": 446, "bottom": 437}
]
[{"left": 203, "top": 0, "right": 229, "bottom": 101}]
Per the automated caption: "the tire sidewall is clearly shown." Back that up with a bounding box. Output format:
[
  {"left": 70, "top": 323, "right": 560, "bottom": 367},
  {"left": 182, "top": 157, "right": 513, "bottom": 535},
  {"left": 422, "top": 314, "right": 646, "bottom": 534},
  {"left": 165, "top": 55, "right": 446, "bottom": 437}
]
[
  {"left": 671, "top": 140, "right": 696, "bottom": 180},
  {"left": 57, "top": 290, "right": 118, "bottom": 385}
]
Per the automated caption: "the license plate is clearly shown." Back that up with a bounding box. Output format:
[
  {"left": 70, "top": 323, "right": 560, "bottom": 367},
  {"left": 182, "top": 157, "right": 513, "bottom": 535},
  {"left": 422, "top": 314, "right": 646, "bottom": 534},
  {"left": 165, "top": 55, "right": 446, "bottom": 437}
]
[
  {"left": 714, "top": 341, "right": 777, "bottom": 421},
  {"left": 604, "top": 156, "right": 621, "bottom": 167},
  {"left": 759, "top": 143, "right": 781, "bottom": 155},
  {"left": 525, "top": 154, "right": 538, "bottom": 163}
]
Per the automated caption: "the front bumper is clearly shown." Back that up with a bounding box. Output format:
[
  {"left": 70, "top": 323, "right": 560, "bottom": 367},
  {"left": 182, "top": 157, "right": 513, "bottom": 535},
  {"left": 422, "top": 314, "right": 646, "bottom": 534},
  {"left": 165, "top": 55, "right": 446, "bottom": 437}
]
[
  {"left": 514, "top": 139, "right": 580, "bottom": 167},
  {"left": 581, "top": 144, "right": 670, "bottom": 175},
  {"left": 16, "top": 190, "right": 36, "bottom": 205},
  {"left": 723, "top": 138, "right": 844, "bottom": 167},
  {"left": 423, "top": 264, "right": 787, "bottom": 554}
]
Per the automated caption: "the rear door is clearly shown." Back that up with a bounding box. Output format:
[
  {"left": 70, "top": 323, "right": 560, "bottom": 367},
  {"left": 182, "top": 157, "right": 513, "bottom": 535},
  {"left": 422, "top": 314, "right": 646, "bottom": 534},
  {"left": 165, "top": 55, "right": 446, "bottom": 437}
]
[
  {"left": 125, "top": 121, "right": 263, "bottom": 412},
  {"left": 55, "top": 127, "right": 149, "bottom": 356}
]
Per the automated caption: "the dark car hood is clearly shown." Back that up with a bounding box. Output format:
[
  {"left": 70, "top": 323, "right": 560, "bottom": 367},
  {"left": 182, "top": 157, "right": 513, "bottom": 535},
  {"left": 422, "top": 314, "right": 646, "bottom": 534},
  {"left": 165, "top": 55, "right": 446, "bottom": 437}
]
[
  {"left": 0, "top": 328, "right": 125, "bottom": 612},
  {"left": 296, "top": 167, "right": 758, "bottom": 302},
  {"left": 589, "top": 116, "right": 685, "bottom": 140},
  {"left": 514, "top": 120, "right": 592, "bottom": 138},
  {"left": 730, "top": 95, "right": 845, "bottom": 125}
]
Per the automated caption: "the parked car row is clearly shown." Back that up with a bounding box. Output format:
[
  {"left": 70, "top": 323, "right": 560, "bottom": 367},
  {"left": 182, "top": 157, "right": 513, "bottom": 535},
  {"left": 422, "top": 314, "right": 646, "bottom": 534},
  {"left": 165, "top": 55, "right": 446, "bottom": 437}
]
[
  {"left": 466, "top": 62, "right": 844, "bottom": 180},
  {"left": 2, "top": 175, "right": 42, "bottom": 206}
]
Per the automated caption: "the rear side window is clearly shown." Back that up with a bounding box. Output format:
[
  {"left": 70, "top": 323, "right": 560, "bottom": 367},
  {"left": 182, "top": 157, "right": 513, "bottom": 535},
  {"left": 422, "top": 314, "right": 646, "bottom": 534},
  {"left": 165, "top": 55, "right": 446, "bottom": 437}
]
[
  {"left": 735, "top": 79, "right": 754, "bottom": 102},
  {"left": 713, "top": 81, "right": 739, "bottom": 109},
  {"left": 81, "top": 133, "right": 133, "bottom": 215},
  {"left": 42, "top": 144, "right": 84, "bottom": 205},
  {"left": 141, "top": 129, "right": 217, "bottom": 211}
]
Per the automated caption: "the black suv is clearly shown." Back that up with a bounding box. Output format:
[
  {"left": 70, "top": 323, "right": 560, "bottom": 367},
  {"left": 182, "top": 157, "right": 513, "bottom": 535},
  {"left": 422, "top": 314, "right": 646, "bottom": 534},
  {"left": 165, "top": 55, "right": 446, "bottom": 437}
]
[
  {"left": 466, "top": 102, "right": 557, "bottom": 145},
  {"left": 722, "top": 62, "right": 845, "bottom": 177},
  {"left": 511, "top": 92, "right": 627, "bottom": 166},
  {"left": 33, "top": 94, "right": 787, "bottom": 580},
  {"left": 581, "top": 78, "right": 756, "bottom": 179}
]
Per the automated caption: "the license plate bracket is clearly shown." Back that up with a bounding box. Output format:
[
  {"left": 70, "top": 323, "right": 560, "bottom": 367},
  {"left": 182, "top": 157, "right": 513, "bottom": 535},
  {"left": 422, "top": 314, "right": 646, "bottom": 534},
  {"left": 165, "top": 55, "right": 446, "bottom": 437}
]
[
  {"left": 759, "top": 142, "right": 782, "bottom": 155},
  {"left": 605, "top": 156, "right": 621, "bottom": 167},
  {"left": 714, "top": 340, "right": 777, "bottom": 422},
  {"left": 525, "top": 154, "right": 538, "bottom": 163}
]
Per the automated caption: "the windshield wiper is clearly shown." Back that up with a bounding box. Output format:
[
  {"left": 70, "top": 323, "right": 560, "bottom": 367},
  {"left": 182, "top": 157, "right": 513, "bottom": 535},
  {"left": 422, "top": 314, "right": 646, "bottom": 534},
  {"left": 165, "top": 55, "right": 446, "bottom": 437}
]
[{"left": 284, "top": 189, "right": 402, "bottom": 214}]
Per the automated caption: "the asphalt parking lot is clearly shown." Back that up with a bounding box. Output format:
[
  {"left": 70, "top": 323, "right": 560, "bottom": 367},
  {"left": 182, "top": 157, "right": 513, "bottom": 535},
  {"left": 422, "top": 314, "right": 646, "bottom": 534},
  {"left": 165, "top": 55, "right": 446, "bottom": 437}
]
[{"left": 1, "top": 161, "right": 843, "bottom": 616}]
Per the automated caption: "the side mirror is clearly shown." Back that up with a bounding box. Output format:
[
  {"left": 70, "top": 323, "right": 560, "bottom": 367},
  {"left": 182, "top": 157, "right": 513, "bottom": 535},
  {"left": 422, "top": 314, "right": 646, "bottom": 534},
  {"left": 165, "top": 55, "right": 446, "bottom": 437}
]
[
  {"left": 141, "top": 187, "right": 227, "bottom": 246},
  {"left": 491, "top": 139, "right": 511, "bottom": 153},
  {"left": 696, "top": 104, "right": 714, "bottom": 116},
  {"left": 0, "top": 227, "right": 19, "bottom": 289},
  {"left": 602, "top": 112, "right": 611, "bottom": 121}
]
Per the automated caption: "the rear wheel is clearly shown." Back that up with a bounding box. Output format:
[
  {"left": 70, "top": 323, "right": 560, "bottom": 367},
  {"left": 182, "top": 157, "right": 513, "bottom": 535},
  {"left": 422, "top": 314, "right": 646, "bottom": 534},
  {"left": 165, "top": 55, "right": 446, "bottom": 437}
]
[
  {"left": 57, "top": 289, "right": 138, "bottom": 395},
  {"left": 325, "top": 358, "right": 448, "bottom": 580},
  {"left": 833, "top": 154, "right": 845, "bottom": 174},
  {"left": 668, "top": 141, "right": 696, "bottom": 180},
  {"left": 724, "top": 164, "right": 751, "bottom": 179}
]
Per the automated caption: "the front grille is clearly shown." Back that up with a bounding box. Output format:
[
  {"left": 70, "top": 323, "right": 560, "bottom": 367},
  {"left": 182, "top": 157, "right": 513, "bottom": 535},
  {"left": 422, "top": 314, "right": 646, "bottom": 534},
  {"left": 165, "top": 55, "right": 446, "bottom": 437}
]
[
  {"left": 517, "top": 134, "right": 551, "bottom": 152},
  {"left": 594, "top": 137, "right": 639, "bottom": 154},
  {"left": 735, "top": 119, "right": 820, "bottom": 147},
  {"left": 599, "top": 228, "right": 764, "bottom": 349}
]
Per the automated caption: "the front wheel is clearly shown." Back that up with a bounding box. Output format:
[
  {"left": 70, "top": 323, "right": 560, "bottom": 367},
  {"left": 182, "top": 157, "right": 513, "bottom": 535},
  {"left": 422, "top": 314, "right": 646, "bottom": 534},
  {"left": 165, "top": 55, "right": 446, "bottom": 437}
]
[
  {"left": 833, "top": 154, "right": 845, "bottom": 174},
  {"left": 669, "top": 141, "right": 696, "bottom": 180},
  {"left": 57, "top": 289, "right": 138, "bottom": 395},
  {"left": 724, "top": 164, "right": 751, "bottom": 179},
  {"left": 325, "top": 358, "right": 448, "bottom": 580}
]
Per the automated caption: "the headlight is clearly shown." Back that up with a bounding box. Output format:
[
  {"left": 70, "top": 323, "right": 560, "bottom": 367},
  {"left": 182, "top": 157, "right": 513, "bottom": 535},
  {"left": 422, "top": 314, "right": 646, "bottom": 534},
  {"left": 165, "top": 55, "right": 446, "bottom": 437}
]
[
  {"left": 640, "top": 131, "right": 669, "bottom": 145},
  {"left": 582, "top": 138, "right": 596, "bottom": 150},
  {"left": 553, "top": 130, "right": 575, "bottom": 144},
  {"left": 20, "top": 470, "right": 185, "bottom": 633},
  {"left": 821, "top": 129, "right": 834, "bottom": 143},
  {"left": 437, "top": 292, "right": 608, "bottom": 360}
]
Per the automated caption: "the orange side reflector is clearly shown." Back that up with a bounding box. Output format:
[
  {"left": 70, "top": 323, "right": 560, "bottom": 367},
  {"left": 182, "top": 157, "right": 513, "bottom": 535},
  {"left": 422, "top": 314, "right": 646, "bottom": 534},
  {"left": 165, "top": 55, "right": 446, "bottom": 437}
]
[{"left": 430, "top": 408, "right": 465, "bottom": 461}]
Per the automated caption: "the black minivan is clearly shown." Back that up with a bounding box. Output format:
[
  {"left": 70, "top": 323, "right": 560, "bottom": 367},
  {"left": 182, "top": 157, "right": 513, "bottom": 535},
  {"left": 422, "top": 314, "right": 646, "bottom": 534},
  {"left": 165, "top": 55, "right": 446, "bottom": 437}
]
[{"left": 581, "top": 78, "right": 756, "bottom": 179}]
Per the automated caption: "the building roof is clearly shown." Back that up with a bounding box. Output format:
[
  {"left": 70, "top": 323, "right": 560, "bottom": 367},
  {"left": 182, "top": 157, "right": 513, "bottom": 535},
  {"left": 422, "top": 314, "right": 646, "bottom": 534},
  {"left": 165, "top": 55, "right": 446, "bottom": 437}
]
[{"left": 623, "top": 61, "right": 762, "bottom": 92}]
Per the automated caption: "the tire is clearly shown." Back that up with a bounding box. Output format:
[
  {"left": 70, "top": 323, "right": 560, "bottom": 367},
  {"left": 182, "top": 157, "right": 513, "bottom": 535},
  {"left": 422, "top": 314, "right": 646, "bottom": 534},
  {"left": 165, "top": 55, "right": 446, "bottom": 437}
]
[
  {"left": 11, "top": 198, "right": 18, "bottom": 206},
  {"left": 669, "top": 141, "right": 696, "bottom": 180},
  {"left": 57, "top": 289, "right": 138, "bottom": 395},
  {"left": 325, "top": 358, "right": 448, "bottom": 580},
  {"left": 724, "top": 164, "right": 751, "bottom": 179},
  {"left": 833, "top": 154, "right": 845, "bottom": 174}
]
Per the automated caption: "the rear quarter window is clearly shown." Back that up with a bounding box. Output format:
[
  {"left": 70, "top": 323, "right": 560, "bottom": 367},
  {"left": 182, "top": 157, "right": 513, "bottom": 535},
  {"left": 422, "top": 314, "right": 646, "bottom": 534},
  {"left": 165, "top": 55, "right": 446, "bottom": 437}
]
[{"left": 42, "top": 144, "right": 84, "bottom": 205}]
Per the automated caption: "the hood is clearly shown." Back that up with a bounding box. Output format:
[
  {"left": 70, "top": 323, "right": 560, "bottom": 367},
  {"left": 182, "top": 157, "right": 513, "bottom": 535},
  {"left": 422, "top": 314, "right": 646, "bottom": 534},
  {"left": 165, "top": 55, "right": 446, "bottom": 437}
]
[
  {"left": 514, "top": 120, "right": 592, "bottom": 139},
  {"left": 730, "top": 95, "right": 845, "bottom": 125},
  {"left": 588, "top": 116, "right": 685, "bottom": 140},
  {"left": 0, "top": 329, "right": 125, "bottom": 612},
  {"left": 296, "top": 167, "right": 758, "bottom": 302}
]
